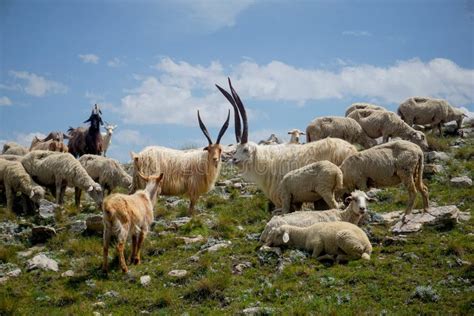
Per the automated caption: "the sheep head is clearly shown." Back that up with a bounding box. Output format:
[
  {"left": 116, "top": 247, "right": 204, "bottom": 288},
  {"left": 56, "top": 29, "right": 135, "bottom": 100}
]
[
  {"left": 87, "top": 183, "right": 103, "bottom": 204},
  {"left": 345, "top": 190, "right": 375, "bottom": 216},
  {"left": 288, "top": 129, "right": 305, "bottom": 144},
  {"left": 29, "top": 186, "right": 45, "bottom": 203},
  {"left": 197, "top": 110, "right": 230, "bottom": 168},
  {"left": 409, "top": 130, "right": 428, "bottom": 151},
  {"left": 265, "top": 225, "right": 291, "bottom": 247}
]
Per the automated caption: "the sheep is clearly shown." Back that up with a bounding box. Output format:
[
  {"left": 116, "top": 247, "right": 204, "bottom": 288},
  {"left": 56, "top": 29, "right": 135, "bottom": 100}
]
[
  {"left": 216, "top": 78, "right": 358, "bottom": 207},
  {"left": 76, "top": 154, "right": 132, "bottom": 206},
  {"left": 287, "top": 129, "right": 305, "bottom": 144},
  {"left": 102, "top": 172, "right": 164, "bottom": 273},
  {"left": 263, "top": 221, "right": 372, "bottom": 262},
  {"left": 398, "top": 97, "right": 467, "bottom": 136},
  {"left": 2, "top": 142, "right": 29, "bottom": 156},
  {"left": 260, "top": 190, "right": 374, "bottom": 243},
  {"left": 339, "top": 140, "right": 429, "bottom": 221},
  {"left": 21, "top": 150, "right": 102, "bottom": 206},
  {"left": 306, "top": 116, "right": 377, "bottom": 149},
  {"left": 0, "top": 155, "right": 23, "bottom": 162},
  {"left": 101, "top": 123, "right": 117, "bottom": 157},
  {"left": 30, "top": 137, "right": 68, "bottom": 152},
  {"left": 131, "top": 110, "right": 230, "bottom": 215},
  {"left": 345, "top": 102, "right": 387, "bottom": 117},
  {"left": 278, "top": 161, "right": 343, "bottom": 214},
  {"left": 0, "top": 160, "right": 45, "bottom": 212},
  {"left": 348, "top": 109, "right": 429, "bottom": 150},
  {"left": 67, "top": 104, "right": 104, "bottom": 157}
]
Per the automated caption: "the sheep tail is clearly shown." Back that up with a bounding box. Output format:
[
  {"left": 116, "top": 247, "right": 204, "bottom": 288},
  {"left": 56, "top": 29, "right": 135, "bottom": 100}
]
[{"left": 361, "top": 253, "right": 371, "bottom": 260}]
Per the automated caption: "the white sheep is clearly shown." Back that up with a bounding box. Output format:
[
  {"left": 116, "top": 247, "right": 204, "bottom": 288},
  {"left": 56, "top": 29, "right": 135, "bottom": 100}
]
[
  {"left": 76, "top": 154, "right": 132, "bottom": 205},
  {"left": 278, "top": 161, "right": 343, "bottom": 214},
  {"left": 21, "top": 150, "right": 102, "bottom": 206},
  {"left": 398, "top": 97, "right": 467, "bottom": 136},
  {"left": 345, "top": 102, "right": 387, "bottom": 117},
  {"left": 216, "top": 78, "right": 358, "bottom": 208},
  {"left": 287, "top": 129, "right": 305, "bottom": 144},
  {"left": 263, "top": 221, "right": 372, "bottom": 262},
  {"left": 101, "top": 123, "right": 117, "bottom": 157},
  {"left": 30, "top": 137, "right": 68, "bottom": 152},
  {"left": 2, "top": 142, "right": 29, "bottom": 156},
  {"left": 348, "top": 109, "right": 429, "bottom": 150},
  {"left": 339, "top": 140, "right": 429, "bottom": 221},
  {"left": 0, "top": 160, "right": 45, "bottom": 212},
  {"left": 260, "top": 190, "right": 374, "bottom": 243},
  {"left": 131, "top": 110, "right": 230, "bottom": 215},
  {"left": 0, "top": 155, "right": 23, "bottom": 162},
  {"left": 306, "top": 116, "right": 376, "bottom": 149}
]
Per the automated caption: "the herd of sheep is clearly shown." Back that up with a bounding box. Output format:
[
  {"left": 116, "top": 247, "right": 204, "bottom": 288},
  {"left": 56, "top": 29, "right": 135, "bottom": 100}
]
[{"left": 0, "top": 78, "right": 469, "bottom": 273}]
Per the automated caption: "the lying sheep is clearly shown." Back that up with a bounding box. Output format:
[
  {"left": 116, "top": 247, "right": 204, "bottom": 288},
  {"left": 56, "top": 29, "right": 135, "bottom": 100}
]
[
  {"left": 340, "top": 140, "right": 429, "bottom": 220},
  {"left": 76, "top": 155, "right": 132, "bottom": 206},
  {"left": 30, "top": 137, "right": 68, "bottom": 152},
  {"left": 260, "top": 190, "right": 373, "bottom": 242},
  {"left": 21, "top": 150, "right": 102, "bottom": 206},
  {"left": 0, "top": 155, "right": 23, "bottom": 162},
  {"left": 398, "top": 97, "right": 467, "bottom": 136},
  {"left": 348, "top": 109, "right": 428, "bottom": 150},
  {"left": 345, "top": 103, "right": 387, "bottom": 117},
  {"left": 0, "top": 160, "right": 45, "bottom": 212},
  {"left": 278, "top": 161, "right": 343, "bottom": 214},
  {"left": 263, "top": 221, "right": 372, "bottom": 262},
  {"left": 306, "top": 116, "right": 376, "bottom": 149},
  {"left": 2, "top": 142, "right": 29, "bottom": 156},
  {"left": 102, "top": 172, "right": 164, "bottom": 273}
]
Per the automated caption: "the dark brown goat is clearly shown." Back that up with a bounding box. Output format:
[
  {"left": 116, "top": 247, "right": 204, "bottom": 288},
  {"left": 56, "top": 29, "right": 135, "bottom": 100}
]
[{"left": 67, "top": 105, "right": 104, "bottom": 157}]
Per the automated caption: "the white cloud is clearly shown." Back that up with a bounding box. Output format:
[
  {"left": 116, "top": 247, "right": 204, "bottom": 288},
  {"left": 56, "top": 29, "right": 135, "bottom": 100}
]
[
  {"left": 9, "top": 71, "right": 68, "bottom": 97},
  {"left": 78, "top": 54, "right": 99, "bottom": 64},
  {"left": 107, "top": 57, "right": 123, "bottom": 67},
  {"left": 342, "top": 30, "right": 372, "bottom": 37},
  {"left": 118, "top": 57, "right": 474, "bottom": 127},
  {"left": 0, "top": 96, "right": 12, "bottom": 106},
  {"left": 179, "top": 0, "right": 256, "bottom": 31},
  {"left": 114, "top": 129, "right": 147, "bottom": 146},
  {"left": 6, "top": 132, "right": 46, "bottom": 147}
]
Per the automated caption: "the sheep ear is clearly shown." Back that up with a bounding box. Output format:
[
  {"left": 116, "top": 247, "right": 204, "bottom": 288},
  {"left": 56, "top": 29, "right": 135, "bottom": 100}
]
[
  {"left": 287, "top": 132, "right": 292, "bottom": 134},
  {"left": 345, "top": 196, "right": 353, "bottom": 204},
  {"left": 87, "top": 185, "right": 93, "bottom": 192},
  {"left": 282, "top": 231, "right": 290, "bottom": 244},
  {"left": 30, "top": 190, "right": 35, "bottom": 198}
]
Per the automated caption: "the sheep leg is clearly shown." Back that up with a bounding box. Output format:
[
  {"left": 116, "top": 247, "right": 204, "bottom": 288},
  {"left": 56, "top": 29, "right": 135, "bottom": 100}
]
[
  {"left": 320, "top": 191, "right": 339, "bottom": 209},
  {"left": 134, "top": 231, "right": 146, "bottom": 265},
  {"left": 102, "top": 227, "right": 112, "bottom": 273},
  {"left": 293, "top": 202, "right": 303, "bottom": 212},
  {"left": 399, "top": 173, "right": 417, "bottom": 220},
  {"left": 59, "top": 184, "right": 66, "bottom": 205},
  {"left": 310, "top": 237, "right": 324, "bottom": 258},
  {"left": 416, "top": 180, "right": 430, "bottom": 213},
  {"left": 5, "top": 184, "right": 13, "bottom": 212},
  {"left": 130, "top": 234, "right": 138, "bottom": 264},
  {"left": 437, "top": 122, "right": 443, "bottom": 137},
  {"left": 281, "top": 192, "right": 292, "bottom": 214},
  {"left": 74, "top": 188, "right": 82, "bottom": 208}
]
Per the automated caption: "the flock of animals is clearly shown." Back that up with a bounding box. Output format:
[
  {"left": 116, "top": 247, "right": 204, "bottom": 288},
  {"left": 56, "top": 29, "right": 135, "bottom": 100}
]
[{"left": 0, "top": 78, "right": 469, "bottom": 273}]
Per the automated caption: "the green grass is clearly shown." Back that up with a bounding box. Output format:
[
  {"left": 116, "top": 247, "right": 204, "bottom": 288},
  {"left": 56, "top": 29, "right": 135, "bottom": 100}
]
[{"left": 0, "top": 136, "right": 473, "bottom": 315}]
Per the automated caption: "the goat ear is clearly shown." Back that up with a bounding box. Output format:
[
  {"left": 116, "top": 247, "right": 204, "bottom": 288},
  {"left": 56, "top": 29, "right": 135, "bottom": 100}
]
[
  {"left": 282, "top": 231, "right": 290, "bottom": 244},
  {"left": 157, "top": 173, "right": 164, "bottom": 183},
  {"left": 30, "top": 190, "right": 35, "bottom": 198}
]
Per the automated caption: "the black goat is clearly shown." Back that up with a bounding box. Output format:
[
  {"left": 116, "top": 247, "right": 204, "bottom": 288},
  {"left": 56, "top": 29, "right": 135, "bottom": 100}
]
[{"left": 68, "top": 104, "right": 104, "bottom": 157}]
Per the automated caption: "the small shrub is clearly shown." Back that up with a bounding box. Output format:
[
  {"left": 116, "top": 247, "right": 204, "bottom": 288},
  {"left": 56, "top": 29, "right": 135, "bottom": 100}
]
[{"left": 426, "top": 135, "right": 450, "bottom": 152}]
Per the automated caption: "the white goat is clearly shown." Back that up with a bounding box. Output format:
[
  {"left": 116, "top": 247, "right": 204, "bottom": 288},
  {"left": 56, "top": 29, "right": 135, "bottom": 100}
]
[{"left": 101, "top": 123, "right": 117, "bottom": 157}]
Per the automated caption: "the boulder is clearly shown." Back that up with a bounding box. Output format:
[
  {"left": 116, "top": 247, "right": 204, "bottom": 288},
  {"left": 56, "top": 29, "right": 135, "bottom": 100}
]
[
  {"left": 423, "top": 164, "right": 444, "bottom": 177},
  {"left": 425, "top": 151, "right": 450, "bottom": 163},
  {"left": 31, "top": 226, "right": 57, "bottom": 244},
  {"left": 168, "top": 270, "right": 188, "bottom": 278},
  {"left": 450, "top": 176, "right": 472, "bottom": 188},
  {"left": 38, "top": 199, "right": 58, "bottom": 220},
  {"left": 27, "top": 253, "right": 59, "bottom": 272},
  {"left": 86, "top": 215, "right": 104, "bottom": 235}
]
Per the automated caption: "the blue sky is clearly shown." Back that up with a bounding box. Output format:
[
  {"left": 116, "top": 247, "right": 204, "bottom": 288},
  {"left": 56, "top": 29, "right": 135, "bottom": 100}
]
[{"left": 1, "top": 0, "right": 473, "bottom": 161}]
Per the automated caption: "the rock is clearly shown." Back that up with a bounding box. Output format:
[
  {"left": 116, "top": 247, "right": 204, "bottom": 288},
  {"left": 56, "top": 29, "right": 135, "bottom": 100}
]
[
  {"left": 242, "top": 307, "right": 274, "bottom": 315},
  {"left": 232, "top": 262, "right": 253, "bottom": 275},
  {"left": 178, "top": 235, "right": 205, "bottom": 244},
  {"left": 86, "top": 215, "right": 104, "bottom": 235},
  {"left": 382, "top": 236, "right": 408, "bottom": 246},
  {"left": 258, "top": 245, "right": 282, "bottom": 256},
  {"left": 410, "top": 285, "right": 440, "bottom": 303},
  {"left": 61, "top": 270, "right": 75, "bottom": 277},
  {"left": 459, "top": 127, "right": 474, "bottom": 138},
  {"left": 0, "top": 263, "right": 21, "bottom": 278},
  {"left": 31, "top": 226, "right": 56, "bottom": 244},
  {"left": 423, "top": 164, "right": 444, "bottom": 176},
  {"left": 233, "top": 182, "right": 243, "bottom": 189},
  {"left": 425, "top": 151, "right": 450, "bottom": 163},
  {"left": 27, "top": 253, "right": 59, "bottom": 272},
  {"left": 92, "top": 301, "right": 106, "bottom": 308},
  {"left": 366, "top": 188, "right": 382, "bottom": 198},
  {"left": 93, "top": 312, "right": 101, "bottom": 316},
  {"left": 216, "top": 180, "right": 232, "bottom": 187},
  {"left": 401, "top": 252, "right": 420, "bottom": 262},
  {"left": 140, "top": 275, "right": 151, "bottom": 287},
  {"left": 288, "top": 249, "right": 307, "bottom": 262},
  {"left": 450, "top": 176, "right": 472, "bottom": 188},
  {"left": 206, "top": 242, "right": 231, "bottom": 252},
  {"left": 70, "top": 220, "right": 87, "bottom": 234},
  {"left": 103, "top": 290, "right": 119, "bottom": 298},
  {"left": 386, "top": 205, "right": 461, "bottom": 234},
  {"left": 168, "top": 270, "right": 188, "bottom": 278},
  {"left": 38, "top": 199, "right": 58, "bottom": 219},
  {"left": 458, "top": 211, "right": 471, "bottom": 222},
  {"left": 17, "top": 246, "right": 44, "bottom": 258},
  {"left": 444, "top": 122, "right": 459, "bottom": 134},
  {"left": 171, "top": 217, "right": 191, "bottom": 228}
]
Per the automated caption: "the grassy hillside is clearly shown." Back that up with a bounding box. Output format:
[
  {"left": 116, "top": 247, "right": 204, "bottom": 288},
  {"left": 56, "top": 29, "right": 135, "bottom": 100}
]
[{"left": 0, "top": 136, "right": 473, "bottom": 315}]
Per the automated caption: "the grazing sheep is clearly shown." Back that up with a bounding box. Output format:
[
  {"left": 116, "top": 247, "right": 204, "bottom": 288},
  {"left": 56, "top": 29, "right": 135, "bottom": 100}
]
[
  {"left": 131, "top": 110, "right": 230, "bottom": 215},
  {"left": 101, "top": 123, "right": 117, "bottom": 157},
  {"left": 0, "top": 160, "right": 45, "bottom": 212},
  {"left": 306, "top": 116, "right": 377, "bottom": 149},
  {"left": 345, "top": 103, "right": 387, "bottom": 117},
  {"left": 0, "top": 155, "right": 23, "bottom": 162},
  {"left": 260, "top": 190, "right": 374, "bottom": 243},
  {"left": 287, "top": 129, "right": 305, "bottom": 144},
  {"left": 216, "top": 78, "right": 358, "bottom": 207},
  {"left": 67, "top": 104, "right": 104, "bottom": 157},
  {"left": 278, "top": 161, "right": 343, "bottom": 214},
  {"left": 263, "top": 221, "right": 372, "bottom": 262},
  {"left": 21, "top": 151, "right": 102, "bottom": 206},
  {"left": 102, "top": 172, "right": 164, "bottom": 273},
  {"left": 348, "top": 109, "right": 429, "bottom": 150},
  {"left": 398, "top": 97, "right": 467, "bottom": 136},
  {"left": 76, "top": 154, "right": 132, "bottom": 206},
  {"left": 2, "top": 142, "right": 29, "bottom": 156},
  {"left": 340, "top": 140, "right": 429, "bottom": 220},
  {"left": 30, "top": 137, "right": 68, "bottom": 152}
]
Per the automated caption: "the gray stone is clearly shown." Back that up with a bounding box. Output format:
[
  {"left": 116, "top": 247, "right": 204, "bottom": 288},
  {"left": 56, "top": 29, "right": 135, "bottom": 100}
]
[
  {"left": 140, "top": 275, "right": 151, "bottom": 286},
  {"left": 242, "top": 307, "right": 274, "bottom": 316},
  {"left": 171, "top": 217, "right": 191, "bottom": 228},
  {"left": 61, "top": 270, "right": 75, "bottom": 277},
  {"left": 38, "top": 199, "right": 58, "bottom": 219},
  {"left": 450, "top": 176, "right": 472, "bottom": 188},
  {"left": 178, "top": 235, "right": 205, "bottom": 244},
  {"left": 206, "top": 242, "right": 231, "bottom": 252},
  {"left": 27, "top": 253, "right": 59, "bottom": 272},
  {"left": 460, "top": 127, "right": 474, "bottom": 138},
  {"left": 232, "top": 261, "right": 253, "bottom": 275},
  {"left": 86, "top": 215, "right": 104, "bottom": 235},
  {"left": 425, "top": 151, "right": 450, "bottom": 163},
  {"left": 31, "top": 226, "right": 56, "bottom": 244},
  {"left": 168, "top": 270, "right": 188, "bottom": 278},
  {"left": 423, "top": 164, "right": 444, "bottom": 176},
  {"left": 411, "top": 285, "right": 440, "bottom": 302},
  {"left": 103, "top": 290, "right": 119, "bottom": 298},
  {"left": 70, "top": 220, "right": 87, "bottom": 234}
]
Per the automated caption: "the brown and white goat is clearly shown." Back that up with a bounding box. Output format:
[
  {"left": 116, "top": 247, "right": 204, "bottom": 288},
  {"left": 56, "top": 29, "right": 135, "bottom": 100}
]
[
  {"left": 131, "top": 110, "right": 230, "bottom": 215},
  {"left": 102, "top": 172, "right": 164, "bottom": 273}
]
